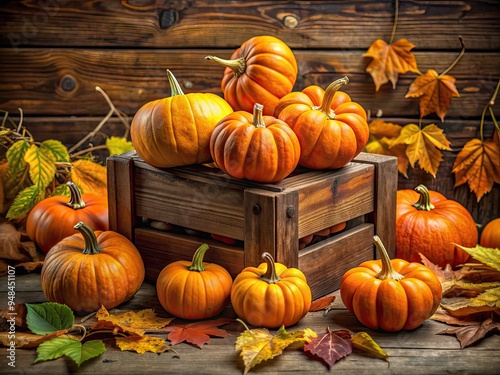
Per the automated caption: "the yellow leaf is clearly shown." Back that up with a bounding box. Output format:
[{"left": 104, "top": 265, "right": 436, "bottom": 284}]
[
  {"left": 454, "top": 244, "right": 500, "bottom": 272},
  {"left": 40, "top": 139, "right": 70, "bottom": 162},
  {"left": 95, "top": 306, "right": 173, "bottom": 337},
  {"left": 235, "top": 325, "right": 315, "bottom": 375},
  {"left": 351, "top": 332, "right": 389, "bottom": 364},
  {"left": 363, "top": 38, "right": 420, "bottom": 91},
  {"left": 405, "top": 69, "right": 460, "bottom": 121},
  {"left": 116, "top": 335, "right": 169, "bottom": 354},
  {"left": 106, "top": 136, "right": 134, "bottom": 156},
  {"left": 392, "top": 124, "right": 451, "bottom": 177},
  {"left": 6, "top": 139, "right": 29, "bottom": 174},
  {"left": 23, "top": 144, "right": 56, "bottom": 188},
  {"left": 368, "top": 119, "right": 402, "bottom": 140},
  {"left": 452, "top": 139, "right": 500, "bottom": 201},
  {"left": 71, "top": 159, "right": 107, "bottom": 196},
  {"left": 471, "top": 287, "right": 500, "bottom": 308}
]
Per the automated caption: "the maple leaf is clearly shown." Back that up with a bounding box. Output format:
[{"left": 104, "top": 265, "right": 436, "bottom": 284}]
[
  {"left": 235, "top": 324, "right": 316, "bottom": 375},
  {"left": 304, "top": 327, "right": 352, "bottom": 369},
  {"left": 71, "top": 159, "right": 107, "bottom": 196},
  {"left": 116, "top": 335, "right": 170, "bottom": 354},
  {"left": 363, "top": 38, "right": 420, "bottom": 91},
  {"left": 452, "top": 139, "right": 500, "bottom": 202},
  {"left": 438, "top": 317, "right": 500, "bottom": 348},
  {"left": 163, "top": 318, "right": 232, "bottom": 348},
  {"left": 391, "top": 123, "right": 451, "bottom": 177},
  {"left": 405, "top": 69, "right": 460, "bottom": 121}
]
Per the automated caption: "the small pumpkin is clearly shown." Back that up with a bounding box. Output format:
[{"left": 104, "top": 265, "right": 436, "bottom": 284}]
[
  {"left": 396, "top": 184, "right": 478, "bottom": 268},
  {"left": 481, "top": 218, "right": 500, "bottom": 249},
  {"left": 156, "top": 243, "right": 233, "bottom": 320},
  {"left": 26, "top": 181, "right": 109, "bottom": 253},
  {"left": 41, "top": 221, "right": 145, "bottom": 312},
  {"left": 340, "top": 235, "right": 442, "bottom": 332},
  {"left": 205, "top": 35, "right": 298, "bottom": 116},
  {"left": 210, "top": 103, "right": 300, "bottom": 183},
  {"left": 231, "top": 252, "right": 312, "bottom": 328},
  {"left": 130, "top": 69, "right": 233, "bottom": 168},
  {"left": 274, "top": 76, "right": 369, "bottom": 170}
]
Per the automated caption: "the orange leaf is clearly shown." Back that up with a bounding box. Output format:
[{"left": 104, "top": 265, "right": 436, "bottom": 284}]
[
  {"left": 392, "top": 123, "right": 451, "bottom": 177},
  {"left": 71, "top": 159, "right": 107, "bottom": 196},
  {"left": 405, "top": 69, "right": 460, "bottom": 121},
  {"left": 163, "top": 318, "right": 232, "bottom": 348},
  {"left": 309, "top": 295, "right": 336, "bottom": 313},
  {"left": 452, "top": 139, "right": 500, "bottom": 201},
  {"left": 364, "top": 38, "right": 420, "bottom": 91}
]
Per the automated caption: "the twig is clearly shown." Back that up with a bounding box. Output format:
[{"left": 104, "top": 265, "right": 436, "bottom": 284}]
[
  {"left": 95, "top": 86, "right": 131, "bottom": 138},
  {"left": 68, "top": 107, "right": 114, "bottom": 154},
  {"left": 389, "top": 0, "right": 399, "bottom": 45},
  {"left": 16, "top": 108, "right": 24, "bottom": 134},
  {"left": 439, "top": 37, "right": 465, "bottom": 77}
]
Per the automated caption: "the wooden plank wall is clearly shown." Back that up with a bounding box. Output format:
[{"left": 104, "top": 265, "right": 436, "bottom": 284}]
[{"left": 1, "top": 0, "right": 499, "bottom": 226}]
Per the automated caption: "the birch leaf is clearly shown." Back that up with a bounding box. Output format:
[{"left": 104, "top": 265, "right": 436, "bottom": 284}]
[
  {"left": 34, "top": 338, "right": 105, "bottom": 366},
  {"left": 40, "top": 139, "right": 70, "bottom": 162},
  {"left": 303, "top": 327, "right": 352, "bottom": 368},
  {"left": 6, "top": 184, "right": 44, "bottom": 220},
  {"left": 6, "top": 139, "right": 29, "bottom": 174},
  {"left": 106, "top": 136, "right": 134, "bottom": 156},
  {"left": 23, "top": 143, "right": 56, "bottom": 188}
]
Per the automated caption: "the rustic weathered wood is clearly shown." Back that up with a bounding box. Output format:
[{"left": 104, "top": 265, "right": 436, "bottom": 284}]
[{"left": 2, "top": 272, "right": 499, "bottom": 375}]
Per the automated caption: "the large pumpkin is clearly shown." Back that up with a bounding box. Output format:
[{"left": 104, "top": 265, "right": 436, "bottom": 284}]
[
  {"left": 41, "top": 221, "right": 145, "bottom": 312},
  {"left": 130, "top": 69, "right": 233, "bottom": 168},
  {"left": 340, "top": 235, "right": 442, "bottom": 332},
  {"left": 156, "top": 243, "right": 233, "bottom": 320},
  {"left": 205, "top": 35, "right": 298, "bottom": 116},
  {"left": 26, "top": 181, "right": 109, "bottom": 253},
  {"left": 396, "top": 184, "right": 478, "bottom": 268},
  {"left": 210, "top": 103, "right": 300, "bottom": 183},
  {"left": 274, "top": 76, "right": 369, "bottom": 170},
  {"left": 230, "top": 252, "right": 312, "bottom": 328},
  {"left": 480, "top": 218, "right": 500, "bottom": 249}
]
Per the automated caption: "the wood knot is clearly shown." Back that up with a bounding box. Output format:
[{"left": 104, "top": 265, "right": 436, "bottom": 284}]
[
  {"left": 283, "top": 15, "right": 299, "bottom": 29},
  {"left": 160, "top": 9, "right": 178, "bottom": 29},
  {"left": 60, "top": 75, "right": 76, "bottom": 92}
]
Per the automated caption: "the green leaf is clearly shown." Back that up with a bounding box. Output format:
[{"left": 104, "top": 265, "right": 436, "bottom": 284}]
[
  {"left": 6, "top": 139, "right": 29, "bottom": 174},
  {"left": 5, "top": 184, "right": 44, "bottom": 220},
  {"left": 35, "top": 338, "right": 105, "bottom": 367},
  {"left": 106, "top": 136, "right": 134, "bottom": 156},
  {"left": 455, "top": 244, "right": 500, "bottom": 272},
  {"left": 24, "top": 143, "right": 56, "bottom": 188},
  {"left": 41, "top": 139, "right": 70, "bottom": 162},
  {"left": 26, "top": 302, "right": 74, "bottom": 335},
  {"left": 3, "top": 166, "right": 30, "bottom": 200},
  {"left": 52, "top": 183, "right": 71, "bottom": 197}
]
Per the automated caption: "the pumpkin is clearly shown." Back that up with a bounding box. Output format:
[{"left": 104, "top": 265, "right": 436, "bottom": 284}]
[
  {"left": 396, "top": 184, "right": 478, "bottom": 268},
  {"left": 130, "top": 69, "right": 233, "bottom": 168},
  {"left": 274, "top": 76, "right": 370, "bottom": 170},
  {"left": 26, "top": 181, "right": 109, "bottom": 253},
  {"left": 205, "top": 35, "right": 298, "bottom": 116},
  {"left": 340, "top": 235, "right": 442, "bottom": 332},
  {"left": 41, "top": 221, "right": 145, "bottom": 312},
  {"left": 156, "top": 243, "right": 233, "bottom": 320},
  {"left": 481, "top": 218, "right": 500, "bottom": 249},
  {"left": 230, "top": 252, "right": 312, "bottom": 328},
  {"left": 210, "top": 103, "right": 300, "bottom": 183}
]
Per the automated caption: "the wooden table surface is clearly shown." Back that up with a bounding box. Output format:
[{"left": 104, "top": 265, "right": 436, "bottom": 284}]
[{"left": 1, "top": 272, "right": 499, "bottom": 375}]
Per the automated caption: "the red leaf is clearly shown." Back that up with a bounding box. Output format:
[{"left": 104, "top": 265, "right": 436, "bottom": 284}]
[
  {"left": 304, "top": 327, "right": 352, "bottom": 368},
  {"left": 163, "top": 318, "right": 232, "bottom": 348}
]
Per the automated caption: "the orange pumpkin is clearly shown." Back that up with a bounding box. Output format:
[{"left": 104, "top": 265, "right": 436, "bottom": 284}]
[
  {"left": 26, "top": 181, "right": 109, "bottom": 253},
  {"left": 210, "top": 103, "right": 300, "bottom": 183},
  {"left": 205, "top": 35, "right": 298, "bottom": 116},
  {"left": 396, "top": 184, "right": 478, "bottom": 268},
  {"left": 130, "top": 69, "right": 233, "bottom": 168},
  {"left": 230, "top": 252, "right": 312, "bottom": 328},
  {"left": 340, "top": 235, "right": 442, "bottom": 332},
  {"left": 274, "top": 76, "right": 369, "bottom": 170},
  {"left": 156, "top": 243, "right": 233, "bottom": 320},
  {"left": 481, "top": 218, "right": 500, "bottom": 249},
  {"left": 41, "top": 221, "right": 145, "bottom": 312}
]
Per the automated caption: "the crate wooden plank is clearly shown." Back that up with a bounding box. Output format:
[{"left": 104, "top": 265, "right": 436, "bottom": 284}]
[{"left": 299, "top": 223, "right": 374, "bottom": 298}]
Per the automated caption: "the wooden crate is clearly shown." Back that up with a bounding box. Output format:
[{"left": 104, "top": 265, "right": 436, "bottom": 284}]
[{"left": 107, "top": 151, "right": 397, "bottom": 299}]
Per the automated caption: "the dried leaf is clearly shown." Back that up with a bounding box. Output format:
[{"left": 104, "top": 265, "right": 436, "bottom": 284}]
[
  {"left": 440, "top": 299, "right": 499, "bottom": 319},
  {"left": 351, "top": 331, "right": 389, "bottom": 364},
  {"left": 405, "top": 69, "right": 460, "bottom": 121},
  {"left": 470, "top": 287, "right": 500, "bottom": 308},
  {"left": 364, "top": 38, "right": 420, "bottom": 91},
  {"left": 309, "top": 295, "right": 336, "bottom": 312},
  {"left": 438, "top": 318, "right": 500, "bottom": 348},
  {"left": 391, "top": 123, "right": 451, "bottom": 177},
  {"left": 0, "top": 330, "right": 71, "bottom": 349},
  {"left": 164, "top": 318, "right": 232, "bottom": 348},
  {"left": 454, "top": 244, "right": 500, "bottom": 272},
  {"left": 116, "top": 335, "right": 170, "bottom": 354},
  {"left": 235, "top": 325, "right": 316, "bottom": 375},
  {"left": 0, "top": 302, "right": 27, "bottom": 327},
  {"left": 71, "top": 159, "right": 107, "bottom": 196},
  {"left": 452, "top": 139, "right": 500, "bottom": 202},
  {"left": 304, "top": 327, "right": 352, "bottom": 369},
  {"left": 0, "top": 222, "right": 27, "bottom": 261}
]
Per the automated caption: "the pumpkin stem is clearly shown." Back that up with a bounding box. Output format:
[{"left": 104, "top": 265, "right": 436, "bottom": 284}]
[
  {"left": 74, "top": 221, "right": 103, "bottom": 255},
  {"left": 66, "top": 181, "right": 86, "bottom": 209},
  {"left": 315, "top": 76, "right": 350, "bottom": 119},
  {"left": 205, "top": 55, "right": 246, "bottom": 77},
  {"left": 187, "top": 243, "right": 210, "bottom": 272},
  {"left": 373, "top": 235, "right": 403, "bottom": 281},
  {"left": 413, "top": 184, "right": 435, "bottom": 211},
  {"left": 252, "top": 103, "right": 266, "bottom": 128},
  {"left": 166, "top": 69, "right": 184, "bottom": 96},
  {"left": 260, "top": 252, "right": 281, "bottom": 284}
]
